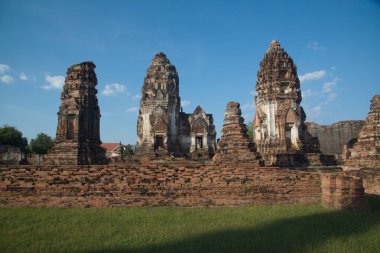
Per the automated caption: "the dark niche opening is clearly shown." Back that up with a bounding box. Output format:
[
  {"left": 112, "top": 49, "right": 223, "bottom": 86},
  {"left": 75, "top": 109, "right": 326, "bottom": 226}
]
[{"left": 154, "top": 135, "right": 164, "bottom": 150}]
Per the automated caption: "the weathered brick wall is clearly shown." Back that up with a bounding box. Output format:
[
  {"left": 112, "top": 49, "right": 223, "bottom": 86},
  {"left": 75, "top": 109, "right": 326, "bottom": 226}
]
[
  {"left": 305, "top": 121, "right": 364, "bottom": 155},
  {"left": 320, "top": 174, "right": 368, "bottom": 210},
  {"left": 345, "top": 169, "right": 380, "bottom": 196},
  {"left": 0, "top": 164, "right": 322, "bottom": 207},
  {"left": 361, "top": 170, "right": 380, "bottom": 196}
]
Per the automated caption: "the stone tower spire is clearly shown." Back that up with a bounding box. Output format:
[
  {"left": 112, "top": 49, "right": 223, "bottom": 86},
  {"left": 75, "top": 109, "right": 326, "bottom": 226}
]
[
  {"left": 344, "top": 94, "right": 380, "bottom": 168},
  {"left": 213, "top": 102, "right": 261, "bottom": 164},
  {"left": 135, "top": 52, "right": 181, "bottom": 156},
  {"left": 253, "top": 40, "right": 310, "bottom": 165},
  {"left": 257, "top": 39, "right": 301, "bottom": 103},
  {"left": 45, "top": 61, "right": 107, "bottom": 165}
]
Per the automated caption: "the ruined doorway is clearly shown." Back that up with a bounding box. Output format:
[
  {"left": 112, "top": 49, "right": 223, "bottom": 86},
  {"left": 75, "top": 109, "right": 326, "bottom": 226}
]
[
  {"left": 196, "top": 136, "right": 203, "bottom": 150},
  {"left": 285, "top": 123, "right": 293, "bottom": 148},
  {"left": 154, "top": 135, "right": 164, "bottom": 150}
]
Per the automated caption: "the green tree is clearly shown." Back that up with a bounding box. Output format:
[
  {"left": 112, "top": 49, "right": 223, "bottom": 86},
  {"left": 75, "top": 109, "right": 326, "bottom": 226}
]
[
  {"left": 122, "top": 144, "right": 135, "bottom": 156},
  {"left": 247, "top": 121, "right": 254, "bottom": 141},
  {"left": 0, "top": 125, "right": 28, "bottom": 152},
  {"left": 29, "top": 133, "right": 54, "bottom": 155}
]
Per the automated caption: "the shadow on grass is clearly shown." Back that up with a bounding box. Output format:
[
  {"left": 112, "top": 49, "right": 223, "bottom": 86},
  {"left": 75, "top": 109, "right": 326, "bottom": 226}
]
[{"left": 85, "top": 199, "right": 380, "bottom": 253}]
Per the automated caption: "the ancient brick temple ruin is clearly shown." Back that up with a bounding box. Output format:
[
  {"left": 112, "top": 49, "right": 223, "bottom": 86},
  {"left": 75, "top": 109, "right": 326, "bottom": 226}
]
[
  {"left": 343, "top": 95, "right": 380, "bottom": 169},
  {"left": 253, "top": 40, "right": 333, "bottom": 166},
  {"left": 135, "top": 52, "right": 216, "bottom": 158},
  {"left": 213, "top": 102, "right": 261, "bottom": 165},
  {"left": 0, "top": 41, "right": 377, "bottom": 212},
  {"left": 45, "top": 62, "right": 107, "bottom": 165}
]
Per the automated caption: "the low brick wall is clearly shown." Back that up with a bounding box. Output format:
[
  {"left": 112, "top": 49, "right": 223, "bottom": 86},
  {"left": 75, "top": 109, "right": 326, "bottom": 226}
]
[
  {"left": 0, "top": 164, "right": 322, "bottom": 207},
  {"left": 320, "top": 174, "right": 368, "bottom": 210},
  {"left": 345, "top": 169, "right": 380, "bottom": 196}
]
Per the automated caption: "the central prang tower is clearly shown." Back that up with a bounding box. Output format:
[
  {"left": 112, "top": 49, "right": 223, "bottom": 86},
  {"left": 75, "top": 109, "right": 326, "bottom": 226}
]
[
  {"left": 135, "top": 52, "right": 216, "bottom": 159},
  {"left": 253, "top": 40, "right": 319, "bottom": 165},
  {"left": 135, "top": 52, "right": 181, "bottom": 156}
]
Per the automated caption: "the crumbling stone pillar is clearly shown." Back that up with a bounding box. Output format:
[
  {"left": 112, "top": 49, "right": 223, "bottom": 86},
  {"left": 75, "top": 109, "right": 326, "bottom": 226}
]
[
  {"left": 344, "top": 95, "right": 380, "bottom": 169},
  {"left": 321, "top": 174, "right": 368, "bottom": 211},
  {"left": 213, "top": 102, "right": 261, "bottom": 165},
  {"left": 45, "top": 62, "right": 107, "bottom": 165}
]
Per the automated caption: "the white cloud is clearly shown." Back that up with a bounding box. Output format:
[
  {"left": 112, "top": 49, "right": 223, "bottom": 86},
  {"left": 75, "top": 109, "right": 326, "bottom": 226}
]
[
  {"left": 19, "top": 72, "right": 28, "bottom": 81},
  {"left": 302, "top": 89, "right": 318, "bottom": 97},
  {"left": 249, "top": 90, "right": 257, "bottom": 96},
  {"left": 242, "top": 114, "right": 253, "bottom": 123},
  {"left": 133, "top": 94, "right": 141, "bottom": 100},
  {"left": 299, "top": 70, "right": 326, "bottom": 82},
  {"left": 102, "top": 83, "right": 125, "bottom": 96},
  {"left": 303, "top": 75, "right": 339, "bottom": 121},
  {"left": 181, "top": 100, "right": 191, "bottom": 107},
  {"left": 311, "top": 106, "right": 321, "bottom": 115},
  {"left": 308, "top": 41, "right": 325, "bottom": 51},
  {"left": 126, "top": 106, "right": 139, "bottom": 113},
  {"left": 241, "top": 102, "right": 255, "bottom": 123},
  {"left": 0, "top": 64, "right": 11, "bottom": 74},
  {"left": 0, "top": 64, "right": 14, "bottom": 84},
  {"left": 306, "top": 106, "right": 322, "bottom": 120},
  {"left": 241, "top": 101, "right": 255, "bottom": 111},
  {"left": 328, "top": 93, "right": 337, "bottom": 101},
  {"left": 43, "top": 75, "right": 65, "bottom": 90},
  {"left": 322, "top": 78, "right": 338, "bottom": 93},
  {"left": 0, "top": 75, "right": 14, "bottom": 84}
]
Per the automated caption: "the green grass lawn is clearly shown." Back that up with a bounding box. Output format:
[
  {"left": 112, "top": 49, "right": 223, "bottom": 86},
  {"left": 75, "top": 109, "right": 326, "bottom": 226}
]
[{"left": 1, "top": 199, "right": 380, "bottom": 253}]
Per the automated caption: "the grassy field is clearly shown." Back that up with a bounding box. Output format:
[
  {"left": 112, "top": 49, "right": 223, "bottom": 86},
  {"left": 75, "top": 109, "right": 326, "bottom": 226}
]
[{"left": 1, "top": 199, "right": 380, "bottom": 253}]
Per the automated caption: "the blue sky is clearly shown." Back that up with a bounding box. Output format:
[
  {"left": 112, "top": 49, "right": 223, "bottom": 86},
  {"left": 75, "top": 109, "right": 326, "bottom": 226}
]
[{"left": 0, "top": 0, "right": 379, "bottom": 144}]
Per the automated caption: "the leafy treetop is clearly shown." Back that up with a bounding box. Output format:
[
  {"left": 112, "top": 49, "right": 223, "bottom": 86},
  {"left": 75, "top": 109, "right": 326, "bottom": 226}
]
[
  {"left": 0, "top": 125, "right": 28, "bottom": 152},
  {"left": 29, "top": 133, "right": 54, "bottom": 155}
]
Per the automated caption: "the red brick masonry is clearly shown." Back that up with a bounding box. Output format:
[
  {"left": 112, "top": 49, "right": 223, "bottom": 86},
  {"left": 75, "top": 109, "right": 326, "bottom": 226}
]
[{"left": 0, "top": 163, "right": 368, "bottom": 210}]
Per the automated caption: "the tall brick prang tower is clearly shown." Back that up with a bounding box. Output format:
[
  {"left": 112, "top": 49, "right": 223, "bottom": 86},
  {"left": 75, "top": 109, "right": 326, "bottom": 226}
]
[
  {"left": 135, "top": 52, "right": 181, "bottom": 157},
  {"left": 45, "top": 61, "right": 107, "bottom": 165},
  {"left": 135, "top": 52, "right": 216, "bottom": 159},
  {"left": 253, "top": 40, "right": 320, "bottom": 165}
]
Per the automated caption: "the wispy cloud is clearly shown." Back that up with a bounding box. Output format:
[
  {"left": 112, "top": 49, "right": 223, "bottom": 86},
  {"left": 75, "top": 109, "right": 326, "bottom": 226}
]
[
  {"left": 302, "top": 89, "right": 318, "bottom": 97},
  {"left": 241, "top": 101, "right": 254, "bottom": 111},
  {"left": 102, "top": 83, "right": 125, "bottom": 96},
  {"left": 241, "top": 101, "right": 255, "bottom": 123},
  {"left": 0, "top": 75, "right": 14, "bottom": 84},
  {"left": 308, "top": 106, "right": 322, "bottom": 119},
  {"left": 250, "top": 90, "right": 257, "bottom": 96},
  {"left": 308, "top": 41, "right": 325, "bottom": 51},
  {"left": 242, "top": 114, "right": 253, "bottom": 123},
  {"left": 181, "top": 100, "right": 191, "bottom": 107},
  {"left": 303, "top": 75, "right": 339, "bottom": 121},
  {"left": 0, "top": 64, "right": 11, "bottom": 74},
  {"left": 132, "top": 94, "right": 141, "bottom": 100},
  {"left": 126, "top": 106, "right": 139, "bottom": 113},
  {"left": 42, "top": 75, "right": 65, "bottom": 90},
  {"left": 328, "top": 92, "right": 337, "bottom": 101},
  {"left": 299, "top": 70, "right": 326, "bottom": 82},
  {"left": 19, "top": 72, "right": 28, "bottom": 81},
  {"left": 322, "top": 77, "right": 339, "bottom": 93},
  {"left": 0, "top": 64, "right": 14, "bottom": 84}
]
